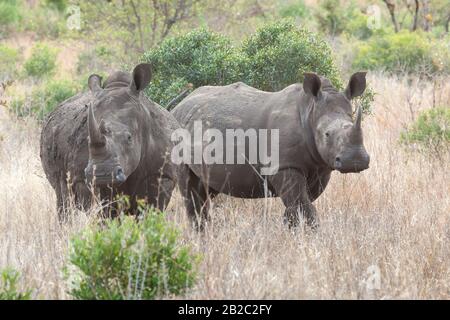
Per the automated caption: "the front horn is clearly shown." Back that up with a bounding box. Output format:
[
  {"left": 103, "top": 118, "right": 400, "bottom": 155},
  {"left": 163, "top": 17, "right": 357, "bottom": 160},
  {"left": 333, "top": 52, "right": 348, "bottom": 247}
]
[
  {"left": 87, "top": 103, "right": 105, "bottom": 146},
  {"left": 354, "top": 105, "right": 362, "bottom": 131}
]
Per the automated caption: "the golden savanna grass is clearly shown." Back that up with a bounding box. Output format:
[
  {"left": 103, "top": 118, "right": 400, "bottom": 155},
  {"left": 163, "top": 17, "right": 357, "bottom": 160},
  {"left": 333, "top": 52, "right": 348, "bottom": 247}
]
[{"left": 0, "top": 74, "right": 449, "bottom": 299}]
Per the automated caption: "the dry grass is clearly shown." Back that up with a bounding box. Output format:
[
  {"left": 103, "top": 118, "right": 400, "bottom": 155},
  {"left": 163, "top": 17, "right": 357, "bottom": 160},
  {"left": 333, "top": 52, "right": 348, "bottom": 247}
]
[{"left": 0, "top": 74, "right": 449, "bottom": 299}]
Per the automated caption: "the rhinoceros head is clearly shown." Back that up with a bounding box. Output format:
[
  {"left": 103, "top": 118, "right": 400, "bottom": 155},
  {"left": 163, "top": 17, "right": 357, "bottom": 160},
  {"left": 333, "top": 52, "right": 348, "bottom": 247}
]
[
  {"left": 303, "top": 72, "right": 370, "bottom": 173},
  {"left": 84, "top": 63, "right": 152, "bottom": 187}
]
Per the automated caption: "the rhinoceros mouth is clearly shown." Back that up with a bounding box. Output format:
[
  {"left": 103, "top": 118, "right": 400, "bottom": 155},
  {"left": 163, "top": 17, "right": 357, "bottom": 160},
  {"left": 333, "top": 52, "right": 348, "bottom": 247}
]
[
  {"left": 84, "top": 166, "right": 127, "bottom": 186},
  {"left": 335, "top": 162, "right": 370, "bottom": 174}
]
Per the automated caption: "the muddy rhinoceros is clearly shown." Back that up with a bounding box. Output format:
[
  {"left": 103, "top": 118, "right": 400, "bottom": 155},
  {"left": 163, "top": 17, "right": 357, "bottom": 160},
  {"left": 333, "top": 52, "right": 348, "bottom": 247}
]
[
  {"left": 40, "top": 64, "right": 179, "bottom": 220},
  {"left": 171, "top": 72, "right": 370, "bottom": 229}
]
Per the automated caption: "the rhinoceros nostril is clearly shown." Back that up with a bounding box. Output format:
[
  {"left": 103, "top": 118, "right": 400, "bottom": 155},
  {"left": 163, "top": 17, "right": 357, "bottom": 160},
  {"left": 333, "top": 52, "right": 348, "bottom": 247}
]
[
  {"left": 334, "top": 157, "right": 342, "bottom": 169},
  {"left": 115, "top": 167, "right": 126, "bottom": 183}
]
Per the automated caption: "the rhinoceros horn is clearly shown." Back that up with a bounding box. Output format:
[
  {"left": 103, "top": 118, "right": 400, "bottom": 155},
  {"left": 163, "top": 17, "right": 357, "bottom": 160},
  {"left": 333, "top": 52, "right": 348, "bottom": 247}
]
[
  {"left": 88, "top": 103, "right": 105, "bottom": 146},
  {"left": 354, "top": 105, "right": 362, "bottom": 131},
  {"left": 349, "top": 105, "right": 363, "bottom": 144}
]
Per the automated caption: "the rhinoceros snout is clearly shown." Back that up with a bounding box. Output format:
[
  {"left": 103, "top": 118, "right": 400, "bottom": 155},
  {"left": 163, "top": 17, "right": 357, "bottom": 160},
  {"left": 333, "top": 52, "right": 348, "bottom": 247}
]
[{"left": 334, "top": 149, "right": 370, "bottom": 173}]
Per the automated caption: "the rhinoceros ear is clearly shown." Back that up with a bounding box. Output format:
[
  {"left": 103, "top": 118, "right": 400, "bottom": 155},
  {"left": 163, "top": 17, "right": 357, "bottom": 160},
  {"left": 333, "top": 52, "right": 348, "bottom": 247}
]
[
  {"left": 345, "top": 72, "right": 367, "bottom": 100},
  {"left": 88, "top": 74, "right": 103, "bottom": 93},
  {"left": 303, "top": 73, "right": 322, "bottom": 99},
  {"left": 130, "top": 63, "right": 152, "bottom": 93}
]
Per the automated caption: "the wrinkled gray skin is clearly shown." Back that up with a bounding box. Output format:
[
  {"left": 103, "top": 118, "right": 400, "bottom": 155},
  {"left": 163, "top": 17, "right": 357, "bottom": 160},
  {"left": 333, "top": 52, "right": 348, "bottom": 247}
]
[
  {"left": 40, "top": 64, "right": 179, "bottom": 221},
  {"left": 172, "top": 72, "right": 370, "bottom": 230}
]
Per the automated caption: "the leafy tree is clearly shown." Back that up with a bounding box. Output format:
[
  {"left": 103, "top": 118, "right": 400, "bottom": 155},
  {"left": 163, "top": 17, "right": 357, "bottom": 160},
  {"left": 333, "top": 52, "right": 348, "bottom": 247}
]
[{"left": 76, "top": 0, "right": 205, "bottom": 55}]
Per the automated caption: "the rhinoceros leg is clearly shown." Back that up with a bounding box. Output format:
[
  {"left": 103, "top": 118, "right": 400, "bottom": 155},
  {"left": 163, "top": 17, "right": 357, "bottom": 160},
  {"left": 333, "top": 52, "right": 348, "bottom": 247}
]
[
  {"left": 269, "top": 169, "right": 318, "bottom": 229},
  {"left": 55, "top": 178, "right": 66, "bottom": 222},
  {"left": 179, "top": 165, "right": 218, "bottom": 231},
  {"left": 307, "top": 172, "right": 331, "bottom": 202}
]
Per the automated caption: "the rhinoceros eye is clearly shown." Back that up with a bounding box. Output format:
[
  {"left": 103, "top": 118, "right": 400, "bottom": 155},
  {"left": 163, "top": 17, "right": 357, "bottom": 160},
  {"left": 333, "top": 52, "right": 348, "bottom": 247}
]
[
  {"left": 126, "top": 132, "right": 132, "bottom": 144},
  {"left": 99, "top": 120, "right": 111, "bottom": 135},
  {"left": 325, "top": 132, "right": 330, "bottom": 138}
]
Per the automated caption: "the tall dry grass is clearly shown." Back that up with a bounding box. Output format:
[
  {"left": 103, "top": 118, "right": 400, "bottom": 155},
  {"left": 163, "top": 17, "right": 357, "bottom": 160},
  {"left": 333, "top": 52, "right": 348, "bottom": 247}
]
[{"left": 0, "top": 73, "right": 449, "bottom": 299}]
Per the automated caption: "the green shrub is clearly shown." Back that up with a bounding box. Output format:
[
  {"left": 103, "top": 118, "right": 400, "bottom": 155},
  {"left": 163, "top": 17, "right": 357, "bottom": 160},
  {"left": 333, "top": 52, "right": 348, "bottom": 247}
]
[
  {"left": 353, "top": 31, "right": 450, "bottom": 75},
  {"left": 143, "top": 28, "right": 240, "bottom": 106},
  {"left": 240, "top": 20, "right": 341, "bottom": 91},
  {"left": 23, "top": 43, "right": 58, "bottom": 78},
  {"left": 0, "top": 44, "right": 20, "bottom": 81},
  {"left": 400, "top": 107, "right": 450, "bottom": 150},
  {"left": 0, "top": 268, "right": 32, "bottom": 300},
  {"left": 0, "top": 0, "right": 21, "bottom": 32},
  {"left": 65, "top": 202, "right": 199, "bottom": 300},
  {"left": 11, "top": 79, "right": 78, "bottom": 120}
]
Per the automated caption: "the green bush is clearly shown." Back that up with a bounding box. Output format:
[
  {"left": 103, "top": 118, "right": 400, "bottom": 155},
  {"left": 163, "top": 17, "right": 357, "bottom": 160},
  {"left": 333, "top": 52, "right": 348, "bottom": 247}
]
[
  {"left": 0, "top": 0, "right": 21, "bottom": 32},
  {"left": 400, "top": 107, "right": 450, "bottom": 150},
  {"left": 11, "top": 79, "right": 78, "bottom": 120},
  {"left": 143, "top": 28, "right": 241, "bottom": 106},
  {"left": 65, "top": 202, "right": 199, "bottom": 300},
  {"left": 353, "top": 31, "right": 450, "bottom": 75},
  {"left": 240, "top": 20, "right": 341, "bottom": 91},
  {"left": 0, "top": 44, "right": 20, "bottom": 81},
  {"left": 23, "top": 43, "right": 58, "bottom": 78},
  {"left": 0, "top": 268, "right": 32, "bottom": 300}
]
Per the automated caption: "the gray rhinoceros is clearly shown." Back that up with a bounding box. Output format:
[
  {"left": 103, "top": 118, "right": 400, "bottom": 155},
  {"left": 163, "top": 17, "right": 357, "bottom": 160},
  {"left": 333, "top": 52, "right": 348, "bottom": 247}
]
[
  {"left": 40, "top": 64, "right": 179, "bottom": 220},
  {"left": 171, "top": 72, "right": 370, "bottom": 229}
]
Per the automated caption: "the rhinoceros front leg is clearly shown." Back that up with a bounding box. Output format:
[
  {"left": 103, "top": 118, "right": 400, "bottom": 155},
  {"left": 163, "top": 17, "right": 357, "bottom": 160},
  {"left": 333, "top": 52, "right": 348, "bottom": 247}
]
[
  {"left": 269, "top": 169, "right": 318, "bottom": 229},
  {"left": 307, "top": 171, "right": 331, "bottom": 202}
]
